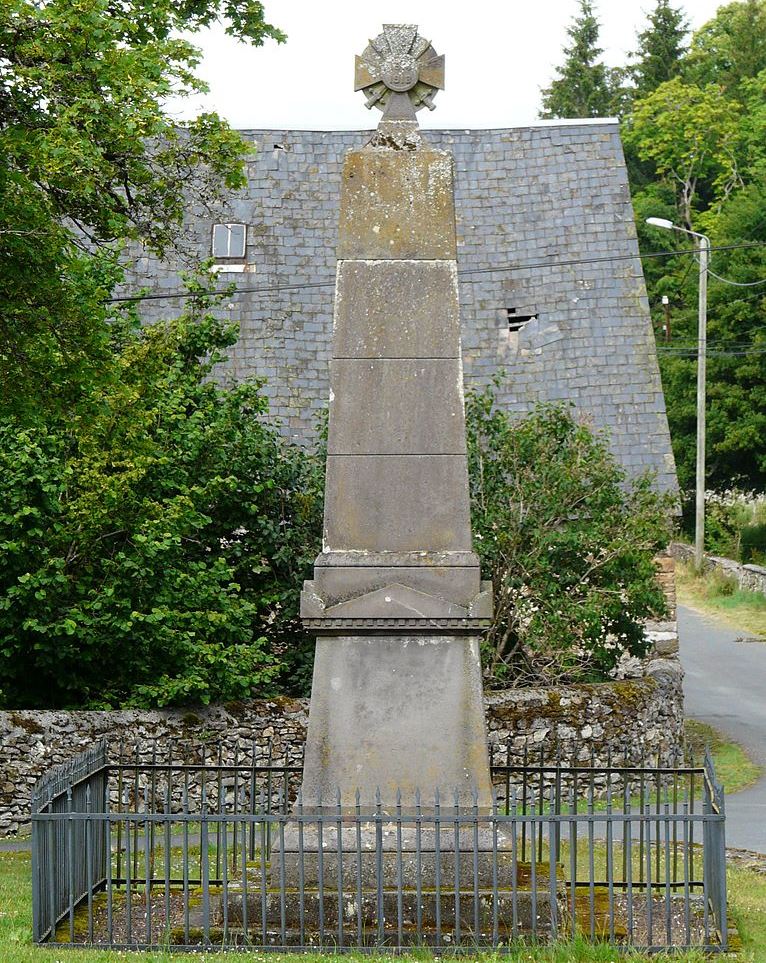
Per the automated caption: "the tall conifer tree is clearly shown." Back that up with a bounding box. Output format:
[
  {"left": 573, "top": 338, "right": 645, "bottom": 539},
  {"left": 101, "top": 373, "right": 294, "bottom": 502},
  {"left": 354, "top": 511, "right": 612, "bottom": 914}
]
[
  {"left": 540, "top": 0, "right": 614, "bottom": 119},
  {"left": 630, "top": 0, "right": 689, "bottom": 96}
]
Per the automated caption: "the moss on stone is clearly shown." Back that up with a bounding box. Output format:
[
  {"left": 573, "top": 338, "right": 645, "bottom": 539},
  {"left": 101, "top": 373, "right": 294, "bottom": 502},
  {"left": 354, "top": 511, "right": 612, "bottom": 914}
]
[{"left": 9, "top": 712, "right": 44, "bottom": 735}]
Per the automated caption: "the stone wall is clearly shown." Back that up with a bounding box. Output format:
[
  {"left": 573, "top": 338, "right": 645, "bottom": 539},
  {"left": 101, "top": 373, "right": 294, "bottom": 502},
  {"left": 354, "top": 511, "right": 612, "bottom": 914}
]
[
  {"left": 0, "top": 662, "right": 683, "bottom": 837},
  {"left": 670, "top": 541, "right": 766, "bottom": 596}
]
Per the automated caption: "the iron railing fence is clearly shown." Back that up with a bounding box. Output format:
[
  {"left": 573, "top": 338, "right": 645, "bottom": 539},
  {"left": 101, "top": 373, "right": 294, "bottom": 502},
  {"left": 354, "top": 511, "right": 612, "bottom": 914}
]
[{"left": 31, "top": 741, "right": 727, "bottom": 953}]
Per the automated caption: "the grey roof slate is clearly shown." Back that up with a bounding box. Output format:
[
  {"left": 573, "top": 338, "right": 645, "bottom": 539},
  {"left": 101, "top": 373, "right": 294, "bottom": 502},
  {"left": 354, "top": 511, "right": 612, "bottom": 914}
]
[{"left": 123, "top": 123, "right": 678, "bottom": 494}]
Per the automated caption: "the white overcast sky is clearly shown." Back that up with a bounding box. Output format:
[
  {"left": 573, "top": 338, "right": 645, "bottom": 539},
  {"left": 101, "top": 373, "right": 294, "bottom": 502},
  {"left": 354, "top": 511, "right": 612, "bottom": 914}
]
[{"left": 169, "top": 0, "right": 723, "bottom": 130}]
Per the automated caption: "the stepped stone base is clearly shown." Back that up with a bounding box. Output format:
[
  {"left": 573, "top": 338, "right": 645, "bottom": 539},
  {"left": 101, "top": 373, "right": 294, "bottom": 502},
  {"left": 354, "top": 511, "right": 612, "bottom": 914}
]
[
  {"left": 217, "top": 825, "right": 562, "bottom": 941},
  {"left": 220, "top": 886, "right": 561, "bottom": 941}
]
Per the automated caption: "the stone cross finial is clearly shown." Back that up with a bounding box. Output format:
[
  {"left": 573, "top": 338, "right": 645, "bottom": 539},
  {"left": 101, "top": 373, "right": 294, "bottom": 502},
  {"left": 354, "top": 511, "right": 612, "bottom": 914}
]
[{"left": 355, "top": 24, "right": 445, "bottom": 126}]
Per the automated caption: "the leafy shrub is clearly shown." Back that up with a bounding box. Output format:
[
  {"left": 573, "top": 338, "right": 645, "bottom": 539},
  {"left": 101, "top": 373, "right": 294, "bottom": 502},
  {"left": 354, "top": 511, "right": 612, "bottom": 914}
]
[
  {"left": 742, "top": 523, "right": 766, "bottom": 565},
  {"left": 703, "top": 489, "right": 766, "bottom": 561},
  {"left": 0, "top": 312, "right": 322, "bottom": 709},
  {"left": 466, "top": 386, "right": 674, "bottom": 685}
]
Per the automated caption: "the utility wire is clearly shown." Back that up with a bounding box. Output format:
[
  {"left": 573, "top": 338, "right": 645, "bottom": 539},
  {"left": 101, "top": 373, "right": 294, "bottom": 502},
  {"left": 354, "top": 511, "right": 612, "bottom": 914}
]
[
  {"left": 107, "top": 240, "right": 766, "bottom": 304},
  {"left": 656, "top": 347, "right": 766, "bottom": 356},
  {"left": 707, "top": 266, "right": 766, "bottom": 287}
]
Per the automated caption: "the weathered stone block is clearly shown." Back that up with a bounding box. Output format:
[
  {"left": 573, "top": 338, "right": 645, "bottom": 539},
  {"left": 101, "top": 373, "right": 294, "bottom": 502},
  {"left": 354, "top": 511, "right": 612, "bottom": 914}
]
[
  {"left": 337, "top": 148, "right": 456, "bottom": 260},
  {"left": 333, "top": 260, "right": 460, "bottom": 359},
  {"left": 300, "top": 635, "right": 493, "bottom": 811},
  {"left": 327, "top": 359, "right": 466, "bottom": 455},
  {"left": 323, "top": 454, "right": 472, "bottom": 553},
  {"left": 308, "top": 560, "right": 482, "bottom": 610}
]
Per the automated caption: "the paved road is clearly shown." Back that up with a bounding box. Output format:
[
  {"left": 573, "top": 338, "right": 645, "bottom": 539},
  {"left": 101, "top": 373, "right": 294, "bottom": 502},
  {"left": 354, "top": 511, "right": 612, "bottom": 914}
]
[{"left": 679, "top": 603, "right": 766, "bottom": 852}]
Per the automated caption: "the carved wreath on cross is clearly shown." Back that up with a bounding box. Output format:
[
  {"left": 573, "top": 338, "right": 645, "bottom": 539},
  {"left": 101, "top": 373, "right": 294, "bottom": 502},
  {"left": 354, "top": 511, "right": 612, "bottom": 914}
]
[{"left": 355, "top": 25, "right": 445, "bottom": 122}]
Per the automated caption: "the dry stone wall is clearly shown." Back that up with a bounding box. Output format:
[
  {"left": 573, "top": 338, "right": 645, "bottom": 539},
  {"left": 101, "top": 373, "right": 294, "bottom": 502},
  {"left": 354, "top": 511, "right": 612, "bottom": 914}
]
[
  {"left": 0, "top": 663, "right": 683, "bottom": 837},
  {"left": 670, "top": 541, "right": 766, "bottom": 596}
]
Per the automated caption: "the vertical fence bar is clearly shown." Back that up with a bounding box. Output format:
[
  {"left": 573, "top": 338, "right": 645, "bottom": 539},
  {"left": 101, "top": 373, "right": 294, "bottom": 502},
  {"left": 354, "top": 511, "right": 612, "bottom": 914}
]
[
  {"left": 259, "top": 791, "right": 268, "bottom": 948},
  {"left": 510, "top": 786, "right": 518, "bottom": 940},
  {"left": 396, "top": 789, "right": 404, "bottom": 950},
  {"left": 336, "top": 788, "right": 344, "bottom": 950},
  {"left": 239, "top": 792, "right": 248, "bottom": 941},
  {"left": 716, "top": 788, "right": 728, "bottom": 950},
  {"left": 548, "top": 787, "right": 558, "bottom": 942},
  {"left": 521, "top": 745, "right": 528, "bottom": 862},
  {"left": 106, "top": 792, "right": 114, "bottom": 947},
  {"left": 415, "top": 788, "right": 423, "bottom": 947},
  {"left": 472, "top": 787, "right": 480, "bottom": 944},
  {"left": 86, "top": 785, "right": 94, "bottom": 945},
  {"left": 278, "top": 792, "right": 287, "bottom": 948},
  {"left": 453, "top": 789, "right": 461, "bottom": 949},
  {"left": 568, "top": 788, "right": 576, "bottom": 940},
  {"left": 318, "top": 792, "right": 326, "bottom": 946},
  {"left": 664, "top": 796, "right": 672, "bottom": 948},
  {"left": 625, "top": 796, "right": 634, "bottom": 945},
  {"left": 644, "top": 803, "right": 653, "bottom": 948},
  {"left": 46, "top": 811, "right": 56, "bottom": 944},
  {"left": 221, "top": 784, "right": 229, "bottom": 946},
  {"left": 249, "top": 740, "right": 257, "bottom": 862},
  {"left": 491, "top": 792, "right": 499, "bottom": 948},
  {"left": 683, "top": 797, "right": 691, "bottom": 947},
  {"left": 434, "top": 788, "right": 442, "bottom": 949},
  {"left": 201, "top": 785, "right": 210, "bottom": 948},
  {"left": 144, "top": 787, "right": 152, "bottom": 947},
  {"left": 354, "top": 789, "right": 362, "bottom": 949},
  {"left": 67, "top": 788, "right": 74, "bottom": 944},
  {"left": 116, "top": 743, "right": 123, "bottom": 887},
  {"left": 587, "top": 778, "right": 595, "bottom": 941},
  {"left": 374, "top": 788, "right": 383, "bottom": 947},
  {"left": 182, "top": 781, "right": 189, "bottom": 945},
  {"left": 298, "top": 790, "right": 306, "bottom": 948},
  {"left": 530, "top": 798, "right": 538, "bottom": 940},
  {"left": 132, "top": 744, "right": 139, "bottom": 885},
  {"left": 125, "top": 808, "right": 132, "bottom": 945}
]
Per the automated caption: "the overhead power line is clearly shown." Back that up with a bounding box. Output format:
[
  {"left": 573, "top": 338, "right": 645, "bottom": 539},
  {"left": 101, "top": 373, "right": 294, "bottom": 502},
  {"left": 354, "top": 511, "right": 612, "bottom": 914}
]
[
  {"left": 107, "top": 241, "right": 766, "bottom": 305},
  {"left": 706, "top": 266, "right": 766, "bottom": 288}
]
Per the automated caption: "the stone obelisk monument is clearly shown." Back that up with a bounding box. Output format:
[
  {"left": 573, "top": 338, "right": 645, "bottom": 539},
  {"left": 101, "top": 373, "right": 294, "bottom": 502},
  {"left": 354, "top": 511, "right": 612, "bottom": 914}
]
[{"left": 300, "top": 24, "right": 493, "bottom": 811}]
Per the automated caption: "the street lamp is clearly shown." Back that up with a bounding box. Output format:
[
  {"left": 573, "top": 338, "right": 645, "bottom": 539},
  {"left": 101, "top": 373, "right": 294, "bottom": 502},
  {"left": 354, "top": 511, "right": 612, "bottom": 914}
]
[{"left": 646, "top": 217, "right": 709, "bottom": 571}]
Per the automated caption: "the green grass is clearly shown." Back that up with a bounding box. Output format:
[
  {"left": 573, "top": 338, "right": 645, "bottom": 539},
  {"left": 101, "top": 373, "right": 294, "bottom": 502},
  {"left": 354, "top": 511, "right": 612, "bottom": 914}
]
[
  {"left": 729, "top": 863, "right": 766, "bottom": 962},
  {"left": 685, "top": 719, "right": 762, "bottom": 794},
  {"left": 0, "top": 846, "right": 747, "bottom": 962},
  {"left": 677, "top": 561, "right": 766, "bottom": 638}
]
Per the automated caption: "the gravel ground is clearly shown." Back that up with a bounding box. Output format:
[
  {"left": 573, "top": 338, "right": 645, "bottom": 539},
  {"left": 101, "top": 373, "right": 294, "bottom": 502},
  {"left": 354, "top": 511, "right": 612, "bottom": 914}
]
[{"left": 53, "top": 886, "right": 714, "bottom": 950}]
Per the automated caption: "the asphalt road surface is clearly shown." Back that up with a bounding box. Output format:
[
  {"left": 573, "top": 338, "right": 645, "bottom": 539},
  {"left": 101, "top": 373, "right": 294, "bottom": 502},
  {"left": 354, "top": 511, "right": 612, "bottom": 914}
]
[{"left": 679, "top": 603, "right": 766, "bottom": 852}]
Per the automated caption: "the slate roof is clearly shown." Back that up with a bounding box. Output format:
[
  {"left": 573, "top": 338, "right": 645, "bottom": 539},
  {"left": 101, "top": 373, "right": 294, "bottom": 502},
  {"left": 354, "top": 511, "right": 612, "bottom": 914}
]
[{"left": 124, "top": 122, "right": 678, "bottom": 494}]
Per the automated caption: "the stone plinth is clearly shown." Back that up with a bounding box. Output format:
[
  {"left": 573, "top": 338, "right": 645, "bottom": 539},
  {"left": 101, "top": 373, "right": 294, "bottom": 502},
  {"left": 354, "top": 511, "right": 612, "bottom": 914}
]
[{"left": 300, "top": 635, "right": 492, "bottom": 811}]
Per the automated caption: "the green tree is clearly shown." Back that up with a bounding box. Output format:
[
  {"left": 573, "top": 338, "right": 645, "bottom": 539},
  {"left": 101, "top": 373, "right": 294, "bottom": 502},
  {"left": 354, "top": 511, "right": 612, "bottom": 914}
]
[
  {"left": 540, "top": 0, "right": 615, "bottom": 119},
  {"left": 648, "top": 180, "right": 766, "bottom": 495},
  {"left": 0, "top": 0, "right": 283, "bottom": 418},
  {"left": 0, "top": 311, "right": 323, "bottom": 709},
  {"left": 466, "top": 390, "right": 673, "bottom": 684},
  {"left": 685, "top": 0, "right": 766, "bottom": 96},
  {"left": 625, "top": 78, "right": 744, "bottom": 229},
  {"left": 630, "top": 0, "right": 689, "bottom": 97}
]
